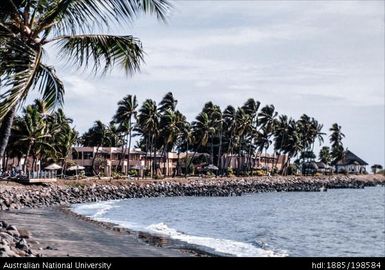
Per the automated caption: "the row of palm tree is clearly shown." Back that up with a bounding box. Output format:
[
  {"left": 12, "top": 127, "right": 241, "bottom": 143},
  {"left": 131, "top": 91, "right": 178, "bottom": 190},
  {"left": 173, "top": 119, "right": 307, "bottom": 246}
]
[
  {"left": 79, "top": 92, "right": 346, "bottom": 176},
  {"left": 0, "top": 0, "right": 172, "bottom": 168},
  {"left": 3, "top": 99, "right": 77, "bottom": 172}
]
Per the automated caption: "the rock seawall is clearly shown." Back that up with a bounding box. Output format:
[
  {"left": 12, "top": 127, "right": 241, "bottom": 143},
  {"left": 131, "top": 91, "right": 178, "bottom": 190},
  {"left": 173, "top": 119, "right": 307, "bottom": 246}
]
[{"left": 1, "top": 175, "right": 384, "bottom": 211}]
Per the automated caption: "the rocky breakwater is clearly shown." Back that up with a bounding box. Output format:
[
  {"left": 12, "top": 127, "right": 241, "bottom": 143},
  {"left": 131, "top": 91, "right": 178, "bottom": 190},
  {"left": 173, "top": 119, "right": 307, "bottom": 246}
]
[
  {"left": 0, "top": 221, "right": 34, "bottom": 257},
  {"left": 0, "top": 174, "right": 384, "bottom": 211}
]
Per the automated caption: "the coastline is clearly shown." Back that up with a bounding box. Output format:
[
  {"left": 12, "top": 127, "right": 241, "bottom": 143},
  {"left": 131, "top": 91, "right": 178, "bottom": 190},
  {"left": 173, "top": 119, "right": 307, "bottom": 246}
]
[
  {"left": 1, "top": 207, "right": 211, "bottom": 257},
  {"left": 0, "top": 174, "right": 384, "bottom": 257}
]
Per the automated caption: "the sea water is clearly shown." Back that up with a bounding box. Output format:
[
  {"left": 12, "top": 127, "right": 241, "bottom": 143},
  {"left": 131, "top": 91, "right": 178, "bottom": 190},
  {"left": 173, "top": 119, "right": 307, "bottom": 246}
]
[{"left": 72, "top": 186, "right": 385, "bottom": 257}]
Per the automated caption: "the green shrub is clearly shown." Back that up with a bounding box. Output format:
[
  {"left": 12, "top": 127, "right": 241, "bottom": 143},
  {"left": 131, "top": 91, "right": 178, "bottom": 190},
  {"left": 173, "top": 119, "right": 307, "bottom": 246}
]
[
  {"left": 255, "top": 169, "right": 266, "bottom": 176},
  {"left": 128, "top": 169, "right": 138, "bottom": 176},
  {"left": 226, "top": 167, "right": 234, "bottom": 176}
]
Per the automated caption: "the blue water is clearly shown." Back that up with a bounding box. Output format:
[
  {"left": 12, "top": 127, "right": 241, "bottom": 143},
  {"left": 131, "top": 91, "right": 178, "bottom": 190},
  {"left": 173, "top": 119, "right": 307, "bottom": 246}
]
[{"left": 72, "top": 186, "right": 385, "bottom": 257}]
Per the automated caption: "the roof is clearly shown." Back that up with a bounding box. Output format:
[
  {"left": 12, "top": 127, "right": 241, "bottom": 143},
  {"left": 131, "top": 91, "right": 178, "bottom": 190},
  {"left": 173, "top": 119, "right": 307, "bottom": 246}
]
[
  {"left": 315, "top": 162, "right": 326, "bottom": 169},
  {"left": 336, "top": 150, "right": 368, "bottom": 166}
]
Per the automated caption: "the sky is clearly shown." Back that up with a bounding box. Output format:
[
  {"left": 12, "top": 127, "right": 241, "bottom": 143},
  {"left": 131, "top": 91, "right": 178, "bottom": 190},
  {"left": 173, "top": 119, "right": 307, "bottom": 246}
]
[{"left": 38, "top": 0, "right": 384, "bottom": 166}]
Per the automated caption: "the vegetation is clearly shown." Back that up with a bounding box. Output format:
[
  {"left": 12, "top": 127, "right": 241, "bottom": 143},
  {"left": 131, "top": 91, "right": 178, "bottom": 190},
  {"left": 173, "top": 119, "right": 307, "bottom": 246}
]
[
  {"left": 76, "top": 92, "right": 345, "bottom": 177},
  {"left": 0, "top": 0, "right": 172, "bottom": 167},
  {"left": 4, "top": 99, "right": 76, "bottom": 171},
  {"left": 371, "top": 164, "right": 383, "bottom": 174},
  {"left": 329, "top": 123, "right": 345, "bottom": 164},
  {"left": 319, "top": 146, "right": 331, "bottom": 165}
]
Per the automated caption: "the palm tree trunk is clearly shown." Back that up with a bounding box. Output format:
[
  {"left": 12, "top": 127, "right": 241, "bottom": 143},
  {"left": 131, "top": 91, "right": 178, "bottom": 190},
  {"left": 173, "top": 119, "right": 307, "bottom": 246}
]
[
  {"left": 217, "top": 129, "right": 222, "bottom": 174},
  {"left": 282, "top": 157, "right": 291, "bottom": 176},
  {"left": 0, "top": 106, "right": 17, "bottom": 169},
  {"left": 150, "top": 136, "right": 154, "bottom": 178},
  {"left": 225, "top": 139, "right": 233, "bottom": 172},
  {"left": 91, "top": 146, "right": 100, "bottom": 177},
  {"left": 161, "top": 145, "right": 167, "bottom": 176},
  {"left": 210, "top": 135, "right": 214, "bottom": 165},
  {"left": 32, "top": 156, "right": 36, "bottom": 172},
  {"left": 117, "top": 134, "right": 126, "bottom": 173},
  {"left": 127, "top": 118, "right": 132, "bottom": 174},
  {"left": 173, "top": 150, "right": 180, "bottom": 177},
  {"left": 24, "top": 141, "right": 33, "bottom": 173},
  {"left": 248, "top": 144, "right": 253, "bottom": 176}
]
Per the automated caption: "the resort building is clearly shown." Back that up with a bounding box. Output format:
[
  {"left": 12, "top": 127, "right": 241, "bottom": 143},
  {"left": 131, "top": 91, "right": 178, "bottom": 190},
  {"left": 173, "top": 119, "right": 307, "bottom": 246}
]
[
  {"left": 334, "top": 150, "right": 368, "bottom": 174},
  {"left": 70, "top": 147, "right": 190, "bottom": 177},
  {"left": 220, "top": 153, "right": 287, "bottom": 172},
  {"left": 69, "top": 147, "right": 288, "bottom": 177}
]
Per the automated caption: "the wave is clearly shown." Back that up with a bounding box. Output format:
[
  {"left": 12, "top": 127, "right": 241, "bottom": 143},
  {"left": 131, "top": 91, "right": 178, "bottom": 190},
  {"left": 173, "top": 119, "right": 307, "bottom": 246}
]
[
  {"left": 72, "top": 202, "right": 288, "bottom": 257},
  {"left": 73, "top": 200, "right": 119, "bottom": 218},
  {"left": 145, "top": 222, "right": 287, "bottom": 257}
]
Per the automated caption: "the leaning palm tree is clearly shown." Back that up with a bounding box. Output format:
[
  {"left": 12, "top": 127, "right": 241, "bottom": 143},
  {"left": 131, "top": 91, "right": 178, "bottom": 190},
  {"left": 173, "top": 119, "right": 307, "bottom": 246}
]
[
  {"left": 0, "top": 0, "right": 171, "bottom": 166},
  {"left": 113, "top": 94, "right": 138, "bottom": 173}
]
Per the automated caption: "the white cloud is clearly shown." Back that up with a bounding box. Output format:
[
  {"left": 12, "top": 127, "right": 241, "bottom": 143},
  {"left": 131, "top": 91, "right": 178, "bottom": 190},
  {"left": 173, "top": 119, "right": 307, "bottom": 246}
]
[{"left": 35, "top": 0, "right": 384, "bottom": 166}]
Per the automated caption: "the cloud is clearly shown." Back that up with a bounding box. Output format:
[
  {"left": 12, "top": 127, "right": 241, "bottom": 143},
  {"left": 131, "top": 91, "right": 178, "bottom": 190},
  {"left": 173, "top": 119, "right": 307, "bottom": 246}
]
[{"left": 33, "top": 0, "right": 384, "bottom": 166}]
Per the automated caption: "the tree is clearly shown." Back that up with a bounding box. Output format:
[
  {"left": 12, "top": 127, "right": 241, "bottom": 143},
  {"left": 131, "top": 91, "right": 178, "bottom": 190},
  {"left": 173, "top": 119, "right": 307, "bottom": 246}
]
[
  {"left": 319, "top": 146, "right": 331, "bottom": 165},
  {"left": 202, "top": 102, "right": 221, "bottom": 166},
  {"left": 80, "top": 120, "right": 117, "bottom": 176},
  {"left": 371, "top": 164, "right": 383, "bottom": 174},
  {"left": 136, "top": 99, "right": 160, "bottom": 177},
  {"left": 222, "top": 105, "right": 236, "bottom": 171},
  {"left": 329, "top": 123, "right": 345, "bottom": 164},
  {"left": 11, "top": 103, "right": 52, "bottom": 172},
  {"left": 113, "top": 94, "right": 138, "bottom": 173},
  {"left": 0, "top": 0, "right": 171, "bottom": 168}
]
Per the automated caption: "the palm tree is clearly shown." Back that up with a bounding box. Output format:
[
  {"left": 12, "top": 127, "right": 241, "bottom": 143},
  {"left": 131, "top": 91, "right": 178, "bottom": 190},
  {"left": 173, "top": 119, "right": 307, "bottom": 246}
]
[
  {"left": 234, "top": 107, "right": 253, "bottom": 175},
  {"left": 189, "top": 111, "right": 215, "bottom": 176},
  {"left": 159, "top": 109, "right": 178, "bottom": 175},
  {"left": 319, "top": 146, "right": 331, "bottom": 165},
  {"left": 0, "top": 0, "right": 171, "bottom": 168},
  {"left": 158, "top": 92, "right": 179, "bottom": 175},
  {"left": 12, "top": 104, "right": 52, "bottom": 173},
  {"left": 136, "top": 99, "right": 159, "bottom": 177},
  {"left": 80, "top": 120, "right": 110, "bottom": 176},
  {"left": 159, "top": 92, "right": 177, "bottom": 112},
  {"left": 280, "top": 118, "right": 303, "bottom": 175},
  {"left": 175, "top": 121, "right": 192, "bottom": 177},
  {"left": 222, "top": 105, "right": 236, "bottom": 172},
  {"left": 329, "top": 123, "right": 345, "bottom": 164},
  {"left": 113, "top": 94, "right": 138, "bottom": 174},
  {"left": 241, "top": 98, "right": 260, "bottom": 174},
  {"left": 202, "top": 102, "right": 221, "bottom": 166}
]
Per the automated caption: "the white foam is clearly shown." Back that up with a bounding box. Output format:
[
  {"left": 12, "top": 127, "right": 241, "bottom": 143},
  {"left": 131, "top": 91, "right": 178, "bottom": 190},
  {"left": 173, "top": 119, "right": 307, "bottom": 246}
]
[
  {"left": 145, "top": 223, "right": 288, "bottom": 257},
  {"left": 72, "top": 203, "right": 288, "bottom": 257},
  {"left": 73, "top": 200, "right": 119, "bottom": 218}
]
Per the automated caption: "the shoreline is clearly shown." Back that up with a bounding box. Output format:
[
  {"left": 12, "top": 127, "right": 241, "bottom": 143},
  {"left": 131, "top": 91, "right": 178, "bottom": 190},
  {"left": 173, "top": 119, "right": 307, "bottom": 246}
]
[
  {"left": 0, "top": 174, "right": 384, "bottom": 257},
  {"left": 1, "top": 174, "right": 384, "bottom": 211},
  {"left": 1, "top": 206, "right": 212, "bottom": 257}
]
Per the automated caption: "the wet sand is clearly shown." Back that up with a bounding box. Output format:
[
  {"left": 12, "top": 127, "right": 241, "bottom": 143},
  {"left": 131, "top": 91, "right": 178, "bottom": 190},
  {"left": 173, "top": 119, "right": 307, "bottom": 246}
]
[{"left": 0, "top": 207, "right": 191, "bottom": 257}]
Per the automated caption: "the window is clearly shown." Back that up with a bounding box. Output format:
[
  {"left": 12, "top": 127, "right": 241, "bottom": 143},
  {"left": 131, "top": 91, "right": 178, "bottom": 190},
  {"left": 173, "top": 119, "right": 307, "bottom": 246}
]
[{"left": 83, "top": 152, "right": 93, "bottom": 159}]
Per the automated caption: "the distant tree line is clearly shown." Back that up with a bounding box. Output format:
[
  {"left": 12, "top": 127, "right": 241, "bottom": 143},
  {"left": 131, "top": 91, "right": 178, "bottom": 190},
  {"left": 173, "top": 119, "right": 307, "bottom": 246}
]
[{"left": 78, "top": 92, "right": 347, "bottom": 176}]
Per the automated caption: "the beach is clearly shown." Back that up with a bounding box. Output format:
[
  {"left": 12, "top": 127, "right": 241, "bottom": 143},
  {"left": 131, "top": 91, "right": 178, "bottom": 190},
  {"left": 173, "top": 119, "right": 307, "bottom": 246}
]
[
  {"left": 0, "top": 174, "right": 384, "bottom": 257},
  {"left": 1, "top": 207, "right": 194, "bottom": 257}
]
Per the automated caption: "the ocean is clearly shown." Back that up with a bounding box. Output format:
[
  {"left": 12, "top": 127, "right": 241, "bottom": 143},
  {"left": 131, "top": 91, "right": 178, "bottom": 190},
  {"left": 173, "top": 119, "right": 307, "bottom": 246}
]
[{"left": 72, "top": 186, "right": 385, "bottom": 257}]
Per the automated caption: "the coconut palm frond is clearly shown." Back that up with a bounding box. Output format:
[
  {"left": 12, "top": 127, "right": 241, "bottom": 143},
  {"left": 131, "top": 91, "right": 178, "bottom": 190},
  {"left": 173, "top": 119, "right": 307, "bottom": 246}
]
[
  {"left": 0, "top": 40, "right": 42, "bottom": 120},
  {"left": 32, "top": 64, "right": 65, "bottom": 110},
  {"left": 37, "top": 0, "right": 172, "bottom": 35},
  {"left": 54, "top": 34, "right": 143, "bottom": 75}
]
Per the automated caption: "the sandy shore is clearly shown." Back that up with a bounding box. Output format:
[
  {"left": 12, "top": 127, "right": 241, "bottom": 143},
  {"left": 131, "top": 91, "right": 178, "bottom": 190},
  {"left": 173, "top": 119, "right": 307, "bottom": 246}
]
[{"left": 0, "top": 207, "right": 198, "bottom": 257}]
